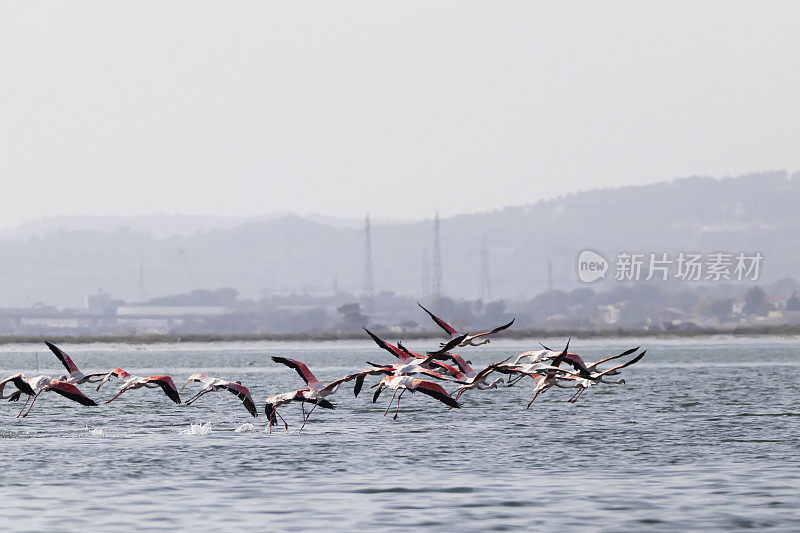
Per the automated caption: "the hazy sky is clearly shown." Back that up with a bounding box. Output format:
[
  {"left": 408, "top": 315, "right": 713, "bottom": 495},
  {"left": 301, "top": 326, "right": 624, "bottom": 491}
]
[{"left": 2, "top": 1, "right": 798, "bottom": 228}]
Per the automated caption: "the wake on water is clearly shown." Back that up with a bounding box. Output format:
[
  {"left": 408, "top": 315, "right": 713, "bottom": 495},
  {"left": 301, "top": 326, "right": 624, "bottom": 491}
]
[{"left": 179, "top": 422, "right": 212, "bottom": 435}]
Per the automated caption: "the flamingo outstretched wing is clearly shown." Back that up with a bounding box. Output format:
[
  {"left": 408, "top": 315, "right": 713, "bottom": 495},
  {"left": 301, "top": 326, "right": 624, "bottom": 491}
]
[
  {"left": 594, "top": 350, "right": 647, "bottom": 378},
  {"left": 410, "top": 379, "right": 460, "bottom": 409},
  {"left": 306, "top": 397, "right": 336, "bottom": 410},
  {"left": 271, "top": 357, "right": 319, "bottom": 385},
  {"left": 586, "top": 347, "right": 641, "bottom": 371},
  {"left": 469, "top": 317, "right": 516, "bottom": 340},
  {"left": 395, "top": 341, "right": 423, "bottom": 359},
  {"left": 363, "top": 327, "right": 413, "bottom": 362},
  {"left": 417, "top": 303, "right": 459, "bottom": 336},
  {"left": 144, "top": 376, "right": 182, "bottom": 404},
  {"left": 351, "top": 367, "right": 393, "bottom": 397},
  {"left": 44, "top": 341, "right": 81, "bottom": 375},
  {"left": 46, "top": 381, "right": 97, "bottom": 406},
  {"left": 449, "top": 353, "right": 474, "bottom": 376},
  {"left": 470, "top": 356, "right": 513, "bottom": 383},
  {"left": 319, "top": 372, "right": 362, "bottom": 395},
  {"left": 0, "top": 374, "right": 35, "bottom": 398},
  {"left": 224, "top": 382, "right": 257, "bottom": 417},
  {"left": 425, "top": 333, "right": 469, "bottom": 359}
]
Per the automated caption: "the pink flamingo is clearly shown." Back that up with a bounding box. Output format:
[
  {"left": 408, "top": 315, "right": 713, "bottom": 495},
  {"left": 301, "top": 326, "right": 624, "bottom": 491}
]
[
  {"left": 269, "top": 356, "right": 358, "bottom": 432},
  {"left": 95, "top": 369, "right": 181, "bottom": 404},
  {"left": 181, "top": 374, "right": 257, "bottom": 417},
  {"left": 0, "top": 373, "right": 96, "bottom": 417},
  {"left": 418, "top": 303, "right": 515, "bottom": 347},
  {"left": 371, "top": 375, "right": 460, "bottom": 419}
]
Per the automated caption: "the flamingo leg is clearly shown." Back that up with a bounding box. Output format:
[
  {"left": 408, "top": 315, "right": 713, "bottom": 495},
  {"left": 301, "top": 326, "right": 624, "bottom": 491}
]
[
  {"left": 105, "top": 386, "right": 130, "bottom": 404},
  {"left": 507, "top": 374, "right": 527, "bottom": 387},
  {"left": 568, "top": 387, "right": 582, "bottom": 402},
  {"left": 19, "top": 392, "right": 31, "bottom": 407},
  {"left": 383, "top": 389, "right": 399, "bottom": 417},
  {"left": 16, "top": 393, "right": 33, "bottom": 417},
  {"left": 576, "top": 387, "right": 586, "bottom": 401},
  {"left": 526, "top": 386, "right": 546, "bottom": 409},
  {"left": 20, "top": 391, "right": 42, "bottom": 418},
  {"left": 277, "top": 410, "right": 289, "bottom": 431},
  {"left": 185, "top": 389, "right": 208, "bottom": 405},
  {"left": 301, "top": 402, "right": 306, "bottom": 421},
  {"left": 393, "top": 390, "right": 405, "bottom": 420},
  {"left": 298, "top": 403, "right": 317, "bottom": 433}
]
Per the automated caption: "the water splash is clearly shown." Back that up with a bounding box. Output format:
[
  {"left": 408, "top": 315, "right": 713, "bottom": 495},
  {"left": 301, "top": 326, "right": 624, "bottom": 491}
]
[
  {"left": 180, "top": 422, "right": 212, "bottom": 436},
  {"left": 235, "top": 423, "right": 256, "bottom": 432}
]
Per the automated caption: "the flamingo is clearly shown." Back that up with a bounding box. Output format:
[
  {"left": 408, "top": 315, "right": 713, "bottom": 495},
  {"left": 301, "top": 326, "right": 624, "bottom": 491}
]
[
  {"left": 512, "top": 348, "right": 560, "bottom": 366},
  {"left": 270, "top": 356, "right": 358, "bottom": 431},
  {"left": 43, "top": 341, "right": 108, "bottom": 385},
  {"left": 502, "top": 339, "right": 572, "bottom": 408},
  {"left": 503, "top": 360, "right": 559, "bottom": 387},
  {"left": 505, "top": 344, "right": 638, "bottom": 387},
  {"left": 180, "top": 374, "right": 257, "bottom": 417},
  {"left": 550, "top": 375, "right": 623, "bottom": 403},
  {"left": 264, "top": 390, "right": 335, "bottom": 432},
  {"left": 417, "top": 303, "right": 515, "bottom": 347},
  {"left": 530, "top": 343, "right": 641, "bottom": 377},
  {"left": 546, "top": 349, "right": 647, "bottom": 403},
  {"left": 0, "top": 373, "right": 96, "bottom": 417},
  {"left": 371, "top": 375, "right": 460, "bottom": 420},
  {"left": 397, "top": 341, "right": 467, "bottom": 376},
  {"left": 362, "top": 326, "right": 466, "bottom": 376},
  {"left": 349, "top": 357, "right": 465, "bottom": 400},
  {"left": 491, "top": 348, "right": 568, "bottom": 388},
  {"left": 451, "top": 356, "right": 512, "bottom": 400},
  {"left": 95, "top": 369, "right": 181, "bottom": 404}
]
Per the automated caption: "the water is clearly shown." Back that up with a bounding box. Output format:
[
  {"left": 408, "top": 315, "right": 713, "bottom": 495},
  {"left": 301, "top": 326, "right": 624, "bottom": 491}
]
[{"left": 1, "top": 337, "right": 799, "bottom": 531}]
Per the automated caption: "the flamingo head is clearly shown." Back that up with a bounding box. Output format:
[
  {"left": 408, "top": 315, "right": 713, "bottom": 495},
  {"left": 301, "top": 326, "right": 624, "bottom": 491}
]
[{"left": 264, "top": 400, "right": 279, "bottom": 426}]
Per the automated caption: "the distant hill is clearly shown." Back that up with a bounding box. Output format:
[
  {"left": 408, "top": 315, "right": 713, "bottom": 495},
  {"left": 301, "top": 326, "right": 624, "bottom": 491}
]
[{"left": 0, "top": 170, "right": 796, "bottom": 307}]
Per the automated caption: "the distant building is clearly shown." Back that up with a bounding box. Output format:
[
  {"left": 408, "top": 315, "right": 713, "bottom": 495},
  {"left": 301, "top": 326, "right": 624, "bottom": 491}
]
[
  {"left": 116, "top": 306, "right": 228, "bottom": 317},
  {"left": 598, "top": 305, "right": 620, "bottom": 325},
  {"left": 85, "top": 289, "right": 111, "bottom": 313}
]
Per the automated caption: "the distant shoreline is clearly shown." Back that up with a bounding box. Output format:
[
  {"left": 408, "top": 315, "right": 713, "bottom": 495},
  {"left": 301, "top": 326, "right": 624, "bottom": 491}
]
[{"left": 2, "top": 325, "right": 799, "bottom": 345}]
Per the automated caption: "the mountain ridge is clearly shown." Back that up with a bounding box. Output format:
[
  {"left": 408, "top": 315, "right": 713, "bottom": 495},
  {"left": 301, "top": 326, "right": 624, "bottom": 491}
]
[{"left": 0, "top": 170, "right": 795, "bottom": 308}]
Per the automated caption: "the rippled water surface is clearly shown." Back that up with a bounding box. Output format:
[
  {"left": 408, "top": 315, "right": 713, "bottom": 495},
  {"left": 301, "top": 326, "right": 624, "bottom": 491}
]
[{"left": 2, "top": 337, "right": 799, "bottom": 531}]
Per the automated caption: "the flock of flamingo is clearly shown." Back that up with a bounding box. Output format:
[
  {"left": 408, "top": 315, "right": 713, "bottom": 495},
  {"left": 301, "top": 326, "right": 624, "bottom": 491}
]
[{"left": 0, "top": 304, "right": 646, "bottom": 431}]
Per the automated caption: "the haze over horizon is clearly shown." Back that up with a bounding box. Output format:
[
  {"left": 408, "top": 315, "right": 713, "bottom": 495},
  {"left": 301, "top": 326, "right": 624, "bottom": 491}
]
[
  {"left": 1, "top": 169, "right": 796, "bottom": 236},
  {"left": 3, "top": 2, "right": 800, "bottom": 228}
]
